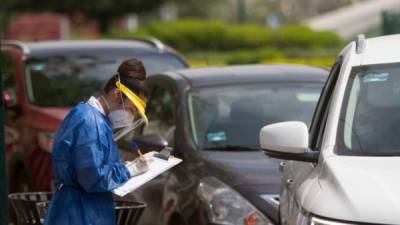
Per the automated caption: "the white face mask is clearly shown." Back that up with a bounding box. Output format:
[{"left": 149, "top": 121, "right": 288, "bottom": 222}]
[
  {"left": 100, "top": 95, "right": 135, "bottom": 130},
  {"left": 108, "top": 109, "right": 135, "bottom": 130}
]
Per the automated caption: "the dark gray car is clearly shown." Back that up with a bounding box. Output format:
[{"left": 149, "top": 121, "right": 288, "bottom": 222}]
[{"left": 119, "top": 65, "right": 328, "bottom": 225}]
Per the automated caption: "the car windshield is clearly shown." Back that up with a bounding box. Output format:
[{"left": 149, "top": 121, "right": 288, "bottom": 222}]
[
  {"left": 188, "top": 83, "right": 323, "bottom": 150},
  {"left": 338, "top": 63, "right": 400, "bottom": 156},
  {"left": 25, "top": 52, "right": 186, "bottom": 107}
]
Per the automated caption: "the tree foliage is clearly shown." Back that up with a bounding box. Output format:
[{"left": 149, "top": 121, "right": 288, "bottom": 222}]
[
  {"left": 115, "top": 20, "right": 342, "bottom": 52},
  {"left": 171, "top": 0, "right": 226, "bottom": 19},
  {"left": 7, "top": 0, "right": 167, "bottom": 33}
]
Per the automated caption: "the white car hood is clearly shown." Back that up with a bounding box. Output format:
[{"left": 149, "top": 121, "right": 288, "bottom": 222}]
[{"left": 309, "top": 156, "right": 400, "bottom": 224}]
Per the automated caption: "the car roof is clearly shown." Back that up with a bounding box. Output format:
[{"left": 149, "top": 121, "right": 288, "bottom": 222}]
[
  {"left": 360, "top": 34, "right": 400, "bottom": 65},
  {"left": 4, "top": 39, "right": 168, "bottom": 56},
  {"left": 164, "top": 64, "right": 328, "bottom": 88}
]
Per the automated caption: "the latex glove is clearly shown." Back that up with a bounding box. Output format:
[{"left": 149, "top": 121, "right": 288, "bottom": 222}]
[{"left": 125, "top": 157, "right": 149, "bottom": 177}]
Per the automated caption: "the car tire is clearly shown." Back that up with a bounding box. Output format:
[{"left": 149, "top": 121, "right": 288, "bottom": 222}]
[{"left": 168, "top": 214, "right": 187, "bottom": 225}]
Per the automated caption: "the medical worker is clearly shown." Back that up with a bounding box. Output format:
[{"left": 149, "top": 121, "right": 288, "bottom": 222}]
[{"left": 44, "top": 59, "right": 149, "bottom": 225}]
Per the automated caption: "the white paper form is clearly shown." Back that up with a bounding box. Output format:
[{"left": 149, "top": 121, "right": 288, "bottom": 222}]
[{"left": 113, "top": 151, "right": 182, "bottom": 197}]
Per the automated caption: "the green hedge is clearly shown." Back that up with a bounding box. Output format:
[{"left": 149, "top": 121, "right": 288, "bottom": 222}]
[
  {"left": 226, "top": 49, "right": 282, "bottom": 65},
  {"left": 111, "top": 20, "right": 343, "bottom": 52},
  {"left": 271, "top": 25, "right": 342, "bottom": 49}
]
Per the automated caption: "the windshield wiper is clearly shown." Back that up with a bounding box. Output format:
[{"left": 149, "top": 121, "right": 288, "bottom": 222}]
[{"left": 204, "top": 145, "right": 258, "bottom": 151}]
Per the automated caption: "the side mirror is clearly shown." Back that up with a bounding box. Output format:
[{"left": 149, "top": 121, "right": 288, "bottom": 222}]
[
  {"left": 259, "top": 121, "right": 319, "bottom": 163},
  {"left": 133, "top": 134, "right": 168, "bottom": 152}
]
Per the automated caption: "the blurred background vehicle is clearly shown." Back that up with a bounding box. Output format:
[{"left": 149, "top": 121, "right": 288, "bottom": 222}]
[
  {"left": 1, "top": 39, "right": 189, "bottom": 194},
  {"left": 260, "top": 34, "right": 400, "bottom": 225},
  {"left": 118, "top": 65, "right": 328, "bottom": 225}
]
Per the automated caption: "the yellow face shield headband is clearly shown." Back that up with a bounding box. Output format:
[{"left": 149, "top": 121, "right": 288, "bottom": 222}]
[{"left": 115, "top": 81, "right": 148, "bottom": 125}]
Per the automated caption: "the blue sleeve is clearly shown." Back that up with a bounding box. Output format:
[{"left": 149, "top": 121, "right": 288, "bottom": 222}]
[
  {"left": 72, "top": 140, "right": 131, "bottom": 193},
  {"left": 70, "top": 107, "right": 131, "bottom": 193}
]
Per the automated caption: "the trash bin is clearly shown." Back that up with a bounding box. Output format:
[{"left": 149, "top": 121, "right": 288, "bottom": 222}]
[
  {"left": 8, "top": 192, "right": 53, "bottom": 225},
  {"left": 114, "top": 201, "right": 146, "bottom": 225},
  {"left": 9, "top": 192, "right": 146, "bottom": 225},
  {"left": 35, "top": 201, "right": 50, "bottom": 223}
]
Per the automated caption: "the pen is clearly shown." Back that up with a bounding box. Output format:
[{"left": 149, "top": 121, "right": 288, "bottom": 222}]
[
  {"left": 138, "top": 148, "right": 143, "bottom": 157},
  {"left": 132, "top": 142, "right": 143, "bottom": 158}
]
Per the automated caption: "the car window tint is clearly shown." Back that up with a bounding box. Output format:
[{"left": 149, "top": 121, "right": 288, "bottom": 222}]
[
  {"left": 338, "top": 63, "right": 400, "bottom": 155},
  {"left": 143, "top": 86, "right": 176, "bottom": 146},
  {"left": 23, "top": 52, "right": 186, "bottom": 107},
  {"left": 188, "top": 83, "right": 323, "bottom": 150}
]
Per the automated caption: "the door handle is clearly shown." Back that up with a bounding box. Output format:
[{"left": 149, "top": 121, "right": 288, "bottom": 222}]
[
  {"left": 279, "top": 161, "right": 286, "bottom": 172},
  {"left": 286, "top": 178, "right": 294, "bottom": 188}
]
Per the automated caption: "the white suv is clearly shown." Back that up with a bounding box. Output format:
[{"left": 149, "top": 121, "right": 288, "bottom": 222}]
[{"left": 260, "top": 34, "right": 400, "bottom": 225}]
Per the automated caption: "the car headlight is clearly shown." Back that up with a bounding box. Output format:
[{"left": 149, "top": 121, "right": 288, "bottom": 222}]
[
  {"left": 310, "top": 216, "right": 356, "bottom": 225},
  {"left": 197, "top": 177, "right": 273, "bottom": 225}
]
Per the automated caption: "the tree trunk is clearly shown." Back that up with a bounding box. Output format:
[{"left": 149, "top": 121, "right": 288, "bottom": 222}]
[
  {"left": 0, "top": 11, "right": 11, "bottom": 37},
  {"left": 98, "top": 16, "right": 113, "bottom": 34}
]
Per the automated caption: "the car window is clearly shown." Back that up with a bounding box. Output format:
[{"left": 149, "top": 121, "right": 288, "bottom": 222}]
[
  {"left": 188, "top": 83, "right": 323, "bottom": 150},
  {"left": 142, "top": 85, "right": 176, "bottom": 146},
  {"left": 24, "top": 52, "right": 186, "bottom": 107},
  {"left": 140, "top": 53, "right": 186, "bottom": 75},
  {"left": 338, "top": 63, "right": 400, "bottom": 155}
]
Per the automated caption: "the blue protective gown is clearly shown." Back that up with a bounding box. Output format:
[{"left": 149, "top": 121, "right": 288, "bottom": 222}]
[{"left": 44, "top": 103, "right": 131, "bottom": 225}]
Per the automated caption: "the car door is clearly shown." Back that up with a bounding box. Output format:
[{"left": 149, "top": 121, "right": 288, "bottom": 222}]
[
  {"left": 1, "top": 50, "right": 37, "bottom": 192},
  {"left": 280, "top": 60, "right": 342, "bottom": 225},
  {"left": 132, "top": 76, "right": 178, "bottom": 225},
  {"left": 2, "top": 51, "right": 20, "bottom": 156}
]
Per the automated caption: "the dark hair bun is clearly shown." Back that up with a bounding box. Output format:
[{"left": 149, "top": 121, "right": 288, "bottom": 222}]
[
  {"left": 118, "top": 58, "right": 146, "bottom": 81},
  {"left": 103, "top": 58, "right": 147, "bottom": 95}
]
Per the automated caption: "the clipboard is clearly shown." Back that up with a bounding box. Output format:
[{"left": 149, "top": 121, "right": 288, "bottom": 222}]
[{"left": 113, "top": 151, "right": 182, "bottom": 197}]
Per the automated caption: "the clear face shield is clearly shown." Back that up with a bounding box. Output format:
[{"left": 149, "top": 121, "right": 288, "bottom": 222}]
[
  {"left": 111, "top": 75, "right": 149, "bottom": 141},
  {"left": 113, "top": 118, "right": 145, "bottom": 141}
]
